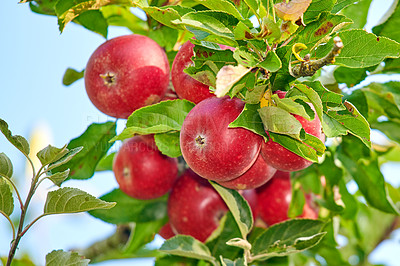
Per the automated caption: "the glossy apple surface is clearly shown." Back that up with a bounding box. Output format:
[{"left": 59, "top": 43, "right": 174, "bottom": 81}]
[
  {"left": 218, "top": 152, "right": 277, "bottom": 190},
  {"left": 261, "top": 91, "right": 324, "bottom": 172},
  {"left": 180, "top": 96, "right": 262, "bottom": 181},
  {"left": 256, "top": 170, "right": 318, "bottom": 226},
  {"left": 113, "top": 135, "right": 178, "bottom": 200},
  {"left": 85, "top": 34, "right": 170, "bottom": 118},
  {"left": 158, "top": 222, "right": 175, "bottom": 240},
  {"left": 168, "top": 169, "right": 228, "bottom": 242}
]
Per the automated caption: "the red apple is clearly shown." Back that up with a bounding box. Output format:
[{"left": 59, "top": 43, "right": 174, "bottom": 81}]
[
  {"left": 167, "top": 169, "right": 228, "bottom": 242},
  {"left": 256, "top": 170, "right": 318, "bottom": 226},
  {"left": 217, "top": 152, "right": 277, "bottom": 190},
  {"left": 113, "top": 135, "right": 178, "bottom": 200},
  {"left": 158, "top": 222, "right": 175, "bottom": 240},
  {"left": 85, "top": 34, "right": 170, "bottom": 118},
  {"left": 171, "top": 41, "right": 234, "bottom": 104},
  {"left": 180, "top": 96, "right": 262, "bottom": 182},
  {"left": 261, "top": 91, "right": 324, "bottom": 172},
  {"left": 171, "top": 40, "right": 213, "bottom": 104}
]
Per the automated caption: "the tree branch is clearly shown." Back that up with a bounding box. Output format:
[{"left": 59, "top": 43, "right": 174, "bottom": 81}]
[{"left": 290, "top": 36, "right": 344, "bottom": 78}]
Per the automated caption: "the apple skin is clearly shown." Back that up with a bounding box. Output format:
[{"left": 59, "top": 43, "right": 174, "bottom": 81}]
[
  {"left": 85, "top": 34, "right": 170, "bottom": 118},
  {"left": 256, "top": 170, "right": 318, "bottom": 226},
  {"left": 171, "top": 40, "right": 214, "bottom": 104},
  {"left": 218, "top": 152, "right": 277, "bottom": 190},
  {"left": 261, "top": 91, "right": 324, "bottom": 172},
  {"left": 158, "top": 222, "right": 175, "bottom": 240},
  {"left": 113, "top": 135, "right": 178, "bottom": 200},
  {"left": 180, "top": 96, "right": 262, "bottom": 182},
  {"left": 239, "top": 189, "right": 258, "bottom": 220},
  {"left": 168, "top": 169, "right": 228, "bottom": 242}
]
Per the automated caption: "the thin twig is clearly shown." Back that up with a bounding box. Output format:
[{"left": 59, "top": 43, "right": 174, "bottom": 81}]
[{"left": 290, "top": 36, "right": 344, "bottom": 78}]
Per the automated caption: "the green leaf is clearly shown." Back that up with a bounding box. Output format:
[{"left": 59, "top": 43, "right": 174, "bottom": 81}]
[
  {"left": 252, "top": 219, "right": 327, "bottom": 260},
  {"left": 89, "top": 189, "right": 167, "bottom": 224},
  {"left": 372, "top": 1, "right": 400, "bottom": 42},
  {"left": 0, "top": 118, "right": 30, "bottom": 156},
  {"left": 29, "top": 0, "right": 57, "bottom": 16},
  {"left": 301, "top": 81, "right": 344, "bottom": 112},
  {"left": 75, "top": 10, "right": 108, "bottom": 38},
  {"left": 341, "top": 0, "right": 372, "bottom": 29},
  {"left": 288, "top": 184, "right": 306, "bottom": 218},
  {"left": 297, "top": 12, "right": 352, "bottom": 50},
  {"left": 270, "top": 46, "right": 295, "bottom": 91},
  {"left": 154, "top": 255, "right": 201, "bottom": 266},
  {"left": 37, "top": 144, "right": 68, "bottom": 166},
  {"left": 51, "top": 122, "right": 116, "bottom": 180},
  {"left": 62, "top": 68, "right": 84, "bottom": 86},
  {"left": 273, "top": 95, "right": 312, "bottom": 120},
  {"left": 269, "top": 132, "right": 319, "bottom": 162},
  {"left": 173, "top": 11, "right": 238, "bottom": 45},
  {"left": 334, "top": 66, "right": 367, "bottom": 88},
  {"left": 325, "top": 101, "right": 371, "bottom": 147},
  {"left": 124, "top": 219, "right": 166, "bottom": 254},
  {"left": 47, "top": 169, "right": 70, "bottom": 187},
  {"left": 303, "top": 0, "right": 335, "bottom": 23},
  {"left": 45, "top": 250, "right": 89, "bottom": 266},
  {"left": 258, "top": 51, "right": 282, "bottom": 72},
  {"left": 47, "top": 147, "right": 83, "bottom": 172},
  {"left": 44, "top": 187, "right": 115, "bottom": 215},
  {"left": 142, "top": 5, "right": 194, "bottom": 30},
  {"left": 159, "top": 235, "right": 216, "bottom": 263},
  {"left": 55, "top": 0, "right": 131, "bottom": 33},
  {"left": 337, "top": 136, "right": 400, "bottom": 215},
  {"left": 0, "top": 178, "right": 14, "bottom": 216},
  {"left": 0, "top": 153, "right": 13, "bottom": 178},
  {"left": 95, "top": 152, "right": 115, "bottom": 172},
  {"left": 291, "top": 83, "right": 323, "bottom": 122},
  {"left": 114, "top": 100, "right": 195, "bottom": 141},
  {"left": 221, "top": 257, "right": 246, "bottom": 266},
  {"left": 372, "top": 121, "right": 400, "bottom": 144},
  {"left": 243, "top": 0, "right": 267, "bottom": 20},
  {"left": 154, "top": 132, "right": 182, "bottom": 158},
  {"left": 206, "top": 212, "right": 242, "bottom": 260},
  {"left": 325, "top": 29, "right": 400, "bottom": 68},
  {"left": 331, "top": 0, "right": 358, "bottom": 13},
  {"left": 259, "top": 106, "right": 303, "bottom": 138},
  {"left": 101, "top": 5, "right": 148, "bottom": 35},
  {"left": 194, "top": 0, "right": 243, "bottom": 20},
  {"left": 229, "top": 104, "right": 268, "bottom": 140},
  {"left": 210, "top": 182, "right": 253, "bottom": 238}
]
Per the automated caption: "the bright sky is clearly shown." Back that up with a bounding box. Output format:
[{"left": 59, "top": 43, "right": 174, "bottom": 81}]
[{"left": 0, "top": 1, "right": 399, "bottom": 265}]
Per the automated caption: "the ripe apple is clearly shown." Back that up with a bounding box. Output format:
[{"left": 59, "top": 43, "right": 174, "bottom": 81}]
[
  {"left": 113, "top": 135, "right": 178, "bottom": 200},
  {"left": 85, "top": 34, "right": 170, "bottom": 118},
  {"left": 171, "top": 41, "right": 234, "bottom": 104},
  {"left": 180, "top": 96, "right": 262, "bottom": 182},
  {"left": 256, "top": 170, "right": 318, "bottom": 226},
  {"left": 167, "top": 169, "right": 228, "bottom": 242},
  {"left": 261, "top": 90, "right": 324, "bottom": 172},
  {"left": 218, "top": 152, "right": 277, "bottom": 190},
  {"left": 158, "top": 222, "right": 175, "bottom": 240},
  {"left": 239, "top": 189, "right": 258, "bottom": 221}
]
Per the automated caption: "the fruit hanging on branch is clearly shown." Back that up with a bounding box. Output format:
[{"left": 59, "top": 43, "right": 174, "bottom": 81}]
[
  {"left": 85, "top": 34, "right": 170, "bottom": 119},
  {"left": 113, "top": 135, "right": 178, "bottom": 200},
  {"left": 256, "top": 170, "right": 318, "bottom": 226},
  {"left": 180, "top": 96, "right": 262, "bottom": 182}
]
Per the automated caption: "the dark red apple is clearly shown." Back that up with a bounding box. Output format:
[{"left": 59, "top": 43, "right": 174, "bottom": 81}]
[
  {"left": 158, "top": 222, "right": 175, "bottom": 240},
  {"left": 113, "top": 135, "right": 178, "bottom": 200},
  {"left": 218, "top": 153, "right": 277, "bottom": 190},
  {"left": 261, "top": 91, "right": 324, "bottom": 172},
  {"left": 168, "top": 169, "right": 228, "bottom": 242},
  {"left": 180, "top": 96, "right": 262, "bottom": 182},
  {"left": 256, "top": 170, "right": 318, "bottom": 226},
  {"left": 85, "top": 34, "right": 170, "bottom": 118}
]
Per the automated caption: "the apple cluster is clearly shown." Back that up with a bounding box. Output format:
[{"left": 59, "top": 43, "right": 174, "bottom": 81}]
[{"left": 84, "top": 34, "right": 319, "bottom": 242}]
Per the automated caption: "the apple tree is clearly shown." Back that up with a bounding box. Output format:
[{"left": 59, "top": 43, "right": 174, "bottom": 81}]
[{"left": 1, "top": 0, "right": 400, "bottom": 265}]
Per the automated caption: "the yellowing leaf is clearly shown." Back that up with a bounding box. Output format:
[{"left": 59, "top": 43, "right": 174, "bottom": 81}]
[
  {"left": 275, "top": 0, "right": 312, "bottom": 22},
  {"left": 215, "top": 65, "right": 250, "bottom": 97}
]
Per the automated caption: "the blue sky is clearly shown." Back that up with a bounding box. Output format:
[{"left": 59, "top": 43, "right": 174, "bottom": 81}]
[{"left": 1, "top": 0, "right": 399, "bottom": 265}]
